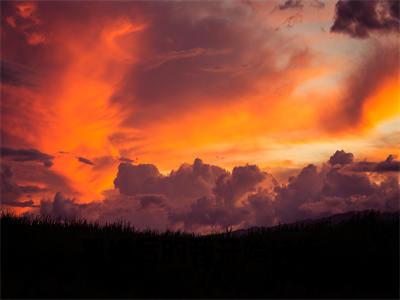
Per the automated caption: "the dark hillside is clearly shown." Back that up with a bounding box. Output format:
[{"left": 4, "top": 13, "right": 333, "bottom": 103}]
[{"left": 1, "top": 210, "right": 399, "bottom": 298}]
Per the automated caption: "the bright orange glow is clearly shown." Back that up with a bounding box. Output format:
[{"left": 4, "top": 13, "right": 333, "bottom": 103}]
[
  {"left": 362, "top": 79, "right": 400, "bottom": 129},
  {"left": 1, "top": 1, "right": 399, "bottom": 207},
  {"left": 31, "top": 19, "right": 147, "bottom": 201}
]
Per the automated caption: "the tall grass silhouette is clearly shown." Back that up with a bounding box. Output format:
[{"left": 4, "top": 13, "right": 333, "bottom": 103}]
[{"left": 2, "top": 210, "right": 399, "bottom": 298}]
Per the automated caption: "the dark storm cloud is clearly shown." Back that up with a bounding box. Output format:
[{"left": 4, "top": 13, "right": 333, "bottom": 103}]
[
  {"left": 77, "top": 157, "right": 94, "bottom": 166},
  {"left": 329, "top": 150, "right": 354, "bottom": 165},
  {"left": 324, "top": 44, "right": 399, "bottom": 131},
  {"left": 331, "top": 0, "right": 400, "bottom": 38},
  {"left": 1, "top": 146, "right": 54, "bottom": 167}
]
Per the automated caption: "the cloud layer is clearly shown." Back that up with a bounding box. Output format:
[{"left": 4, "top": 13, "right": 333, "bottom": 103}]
[
  {"left": 34, "top": 151, "right": 399, "bottom": 232},
  {"left": 1, "top": 1, "right": 399, "bottom": 219},
  {"left": 1, "top": 146, "right": 54, "bottom": 167}
]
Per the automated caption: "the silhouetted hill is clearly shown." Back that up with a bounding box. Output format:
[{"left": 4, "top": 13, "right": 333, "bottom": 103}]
[
  {"left": 1, "top": 210, "right": 399, "bottom": 298},
  {"left": 232, "top": 210, "right": 400, "bottom": 236}
]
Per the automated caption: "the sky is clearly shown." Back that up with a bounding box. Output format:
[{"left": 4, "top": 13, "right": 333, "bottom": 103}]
[{"left": 1, "top": 0, "right": 399, "bottom": 232}]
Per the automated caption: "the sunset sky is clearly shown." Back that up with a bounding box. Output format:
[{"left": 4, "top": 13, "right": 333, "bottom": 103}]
[{"left": 1, "top": 0, "right": 399, "bottom": 231}]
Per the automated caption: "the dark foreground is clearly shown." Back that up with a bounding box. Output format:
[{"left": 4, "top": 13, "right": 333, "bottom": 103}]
[{"left": 1, "top": 211, "right": 399, "bottom": 298}]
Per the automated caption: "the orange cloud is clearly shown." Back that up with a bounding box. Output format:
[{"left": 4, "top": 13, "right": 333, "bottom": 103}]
[
  {"left": 362, "top": 78, "right": 400, "bottom": 130},
  {"left": 35, "top": 20, "right": 146, "bottom": 201},
  {"left": 1, "top": 1, "right": 399, "bottom": 207}
]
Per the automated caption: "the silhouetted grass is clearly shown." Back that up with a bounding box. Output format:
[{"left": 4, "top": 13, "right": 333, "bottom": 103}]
[{"left": 1, "top": 210, "right": 399, "bottom": 298}]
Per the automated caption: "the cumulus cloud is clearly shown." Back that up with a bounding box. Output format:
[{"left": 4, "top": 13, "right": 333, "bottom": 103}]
[
  {"left": 39, "top": 192, "right": 170, "bottom": 230},
  {"left": 33, "top": 151, "right": 400, "bottom": 232},
  {"left": 322, "top": 168, "right": 375, "bottom": 198},
  {"left": 0, "top": 160, "right": 74, "bottom": 209},
  {"left": 213, "top": 164, "right": 272, "bottom": 206},
  {"left": 244, "top": 191, "right": 276, "bottom": 227},
  {"left": 300, "top": 175, "right": 399, "bottom": 217},
  {"left": 169, "top": 196, "right": 249, "bottom": 231},
  {"left": 279, "top": 151, "right": 399, "bottom": 220},
  {"left": 114, "top": 158, "right": 227, "bottom": 204},
  {"left": 169, "top": 164, "right": 276, "bottom": 230},
  {"left": 329, "top": 150, "right": 354, "bottom": 166},
  {"left": 274, "top": 164, "right": 325, "bottom": 223},
  {"left": 40, "top": 192, "right": 83, "bottom": 220},
  {"left": 331, "top": 0, "right": 400, "bottom": 38},
  {"left": 0, "top": 147, "right": 54, "bottom": 167}
]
